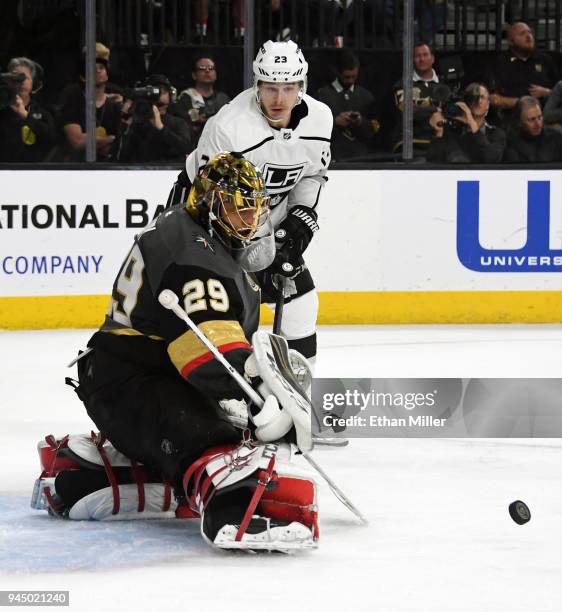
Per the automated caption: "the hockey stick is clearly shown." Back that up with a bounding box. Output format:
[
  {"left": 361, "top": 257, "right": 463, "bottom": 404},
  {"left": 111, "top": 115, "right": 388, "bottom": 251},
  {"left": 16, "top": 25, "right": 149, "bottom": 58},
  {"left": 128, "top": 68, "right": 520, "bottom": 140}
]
[
  {"left": 158, "top": 290, "right": 263, "bottom": 406},
  {"left": 158, "top": 289, "right": 368, "bottom": 525},
  {"left": 272, "top": 273, "right": 286, "bottom": 336},
  {"left": 272, "top": 274, "right": 349, "bottom": 448}
]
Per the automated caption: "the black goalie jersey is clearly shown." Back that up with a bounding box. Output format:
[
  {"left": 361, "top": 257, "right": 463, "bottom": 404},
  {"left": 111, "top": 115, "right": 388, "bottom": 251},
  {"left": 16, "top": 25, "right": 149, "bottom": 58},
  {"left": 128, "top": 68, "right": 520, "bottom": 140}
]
[{"left": 88, "top": 206, "right": 261, "bottom": 400}]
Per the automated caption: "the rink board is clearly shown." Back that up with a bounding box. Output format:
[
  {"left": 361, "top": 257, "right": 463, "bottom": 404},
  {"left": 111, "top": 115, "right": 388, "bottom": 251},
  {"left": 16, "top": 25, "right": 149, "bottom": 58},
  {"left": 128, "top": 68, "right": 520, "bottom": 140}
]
[{"left": 1, "top": 169, "right": 561, "bottom": 328}]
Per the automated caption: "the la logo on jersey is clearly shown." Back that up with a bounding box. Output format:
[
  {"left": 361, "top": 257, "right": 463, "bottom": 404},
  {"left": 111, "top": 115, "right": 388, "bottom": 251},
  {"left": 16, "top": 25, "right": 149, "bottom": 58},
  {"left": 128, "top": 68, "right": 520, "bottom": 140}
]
[
  {"left": 261, "top": 163, "right": 305, "bottom": 195},
  {"left": 456, "top": 180, "right": 562, "bottom": 272}
]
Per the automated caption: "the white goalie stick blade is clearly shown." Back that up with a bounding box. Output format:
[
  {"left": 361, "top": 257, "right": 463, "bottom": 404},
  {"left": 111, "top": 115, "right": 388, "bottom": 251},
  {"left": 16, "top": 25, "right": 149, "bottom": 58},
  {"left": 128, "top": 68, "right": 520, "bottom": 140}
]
[
  {"left": 212, "top": 521, "right": 317, "bottom": 552},
  {"left": 252, "top": 331, "right": 313, "bottom": 453}
]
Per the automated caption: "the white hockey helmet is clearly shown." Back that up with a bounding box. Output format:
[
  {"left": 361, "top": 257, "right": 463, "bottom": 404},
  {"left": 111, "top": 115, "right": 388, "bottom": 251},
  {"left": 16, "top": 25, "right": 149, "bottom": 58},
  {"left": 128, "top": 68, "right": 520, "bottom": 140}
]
[{"left": 252, "top": 40, "right": 308, "bottom": 106}]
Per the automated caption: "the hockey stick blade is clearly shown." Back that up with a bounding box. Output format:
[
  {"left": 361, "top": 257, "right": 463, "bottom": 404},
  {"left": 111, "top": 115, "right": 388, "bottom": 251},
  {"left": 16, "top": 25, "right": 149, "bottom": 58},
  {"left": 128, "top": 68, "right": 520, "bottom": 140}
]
[{"left": 303, "top": 453, "right": 368, "bottom": 525}]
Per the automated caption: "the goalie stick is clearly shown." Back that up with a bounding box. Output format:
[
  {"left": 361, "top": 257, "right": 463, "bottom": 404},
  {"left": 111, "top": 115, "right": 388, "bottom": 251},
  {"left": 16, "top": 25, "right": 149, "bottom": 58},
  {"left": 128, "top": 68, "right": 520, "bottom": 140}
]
[
  {"left": 272, "top": 273, "right": 349, "bottom": 448},
  {"left": 158, "top": 289, "right": 368, "bottom": 526}
]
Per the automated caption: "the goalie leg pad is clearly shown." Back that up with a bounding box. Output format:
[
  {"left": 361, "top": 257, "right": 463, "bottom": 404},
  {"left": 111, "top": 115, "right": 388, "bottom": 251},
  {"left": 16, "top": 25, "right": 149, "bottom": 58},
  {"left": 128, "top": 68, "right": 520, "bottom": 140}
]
[
  {"left": 31, "top": 433, "right": 190, "bottom": 520},
  {"left": 183, "top": 441, "right": 319, "bottom": 551}
]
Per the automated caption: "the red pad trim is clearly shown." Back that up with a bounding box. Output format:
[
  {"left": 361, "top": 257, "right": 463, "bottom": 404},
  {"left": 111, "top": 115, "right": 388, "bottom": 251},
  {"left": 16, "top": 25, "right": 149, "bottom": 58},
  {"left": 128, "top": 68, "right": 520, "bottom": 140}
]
[
  {"left": 260, "top": 477, "right": 317, "bottom": 532},
  {"left": 180, "top": 342, "right": 251, "bottom": 379}
]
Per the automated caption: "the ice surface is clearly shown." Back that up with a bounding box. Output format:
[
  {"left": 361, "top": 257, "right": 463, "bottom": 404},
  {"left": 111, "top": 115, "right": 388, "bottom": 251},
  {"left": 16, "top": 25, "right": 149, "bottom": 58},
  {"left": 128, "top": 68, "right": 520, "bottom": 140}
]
[{"left": 1, "top": 326, "right": 562, "bottom": 611}]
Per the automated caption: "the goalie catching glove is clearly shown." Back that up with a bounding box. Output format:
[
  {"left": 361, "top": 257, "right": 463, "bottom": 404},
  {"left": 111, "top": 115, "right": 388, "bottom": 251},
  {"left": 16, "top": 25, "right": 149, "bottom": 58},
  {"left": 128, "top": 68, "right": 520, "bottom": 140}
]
[
  {"left": 247, "top": 331, "right": 314, "bottom": 453},
  {"left": 217, "top": 332, "right": 314, "bottom": 453}
]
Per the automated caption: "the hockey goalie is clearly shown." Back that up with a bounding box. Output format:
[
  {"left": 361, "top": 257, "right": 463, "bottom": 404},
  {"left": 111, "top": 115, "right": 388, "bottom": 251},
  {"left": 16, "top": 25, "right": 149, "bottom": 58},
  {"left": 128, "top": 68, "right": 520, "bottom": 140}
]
[{"left": 31, "top": 152, "right": 320, "bottom": 552}]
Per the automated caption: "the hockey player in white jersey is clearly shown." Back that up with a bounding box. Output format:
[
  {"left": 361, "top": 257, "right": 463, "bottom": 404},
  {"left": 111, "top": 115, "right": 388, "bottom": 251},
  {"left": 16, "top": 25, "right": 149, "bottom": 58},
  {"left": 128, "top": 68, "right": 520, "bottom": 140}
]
[{"left": 167, "top": 40, "right": 333, "bottom": 364}]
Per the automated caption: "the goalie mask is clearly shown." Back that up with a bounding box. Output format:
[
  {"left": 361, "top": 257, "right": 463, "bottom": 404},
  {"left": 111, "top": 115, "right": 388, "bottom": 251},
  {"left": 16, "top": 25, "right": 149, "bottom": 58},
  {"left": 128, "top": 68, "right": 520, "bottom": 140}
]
[
  {"left": 252, "top": 40, "right": 308, "bottom": 119},
  {"left": 187, "top": 152, "right": 275, "bottom": 272}
]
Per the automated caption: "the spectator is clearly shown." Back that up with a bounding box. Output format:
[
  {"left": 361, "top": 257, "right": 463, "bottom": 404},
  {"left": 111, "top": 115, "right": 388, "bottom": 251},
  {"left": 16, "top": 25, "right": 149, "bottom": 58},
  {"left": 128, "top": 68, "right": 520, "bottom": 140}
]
[
  {"left": 58, "top": 42, "right": 121, "bottom": 161},
  {"left": 427, "top": 82, "right": 505, "bottom": 163},
  {"left": 119, "top": 74, "right": 191, "bottom": 163},
  {"left": 392, "top": 42, "right": 440, "bottom": 157},
  {"left": 0, "top": 57, "right": 56, "bottom": 162},
  {"left": 504, "top": 96, "right": 562, "bottom": 163},
  {"left": 543, "top": 80, "right": 562, "bottom": 131},
  {"left": 316, "top": 50, "right": 378, "bottom": 160},
  {"left": 487, "top": 22, "right": 558, "bottom": 127},
  {"left": 173, "top": 57, "right": 230, "bottom": 148}
]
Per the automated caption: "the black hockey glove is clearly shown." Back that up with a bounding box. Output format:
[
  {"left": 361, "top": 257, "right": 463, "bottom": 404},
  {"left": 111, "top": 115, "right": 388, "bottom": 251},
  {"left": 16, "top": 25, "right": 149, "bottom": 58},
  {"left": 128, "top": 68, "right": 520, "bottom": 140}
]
[{"left": 272, "top": 207, "right": 319, "bottom": 277}]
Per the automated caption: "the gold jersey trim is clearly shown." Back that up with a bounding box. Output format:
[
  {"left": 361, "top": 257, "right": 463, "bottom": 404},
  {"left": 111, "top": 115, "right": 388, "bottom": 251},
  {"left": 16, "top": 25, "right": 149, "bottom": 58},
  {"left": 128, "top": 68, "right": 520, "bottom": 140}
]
[
  {"left": 104, "top": 327, "right": 164, "bottom": 341},
  {"left": 168, "top": 319, "right": 250, "bottom": 374}
]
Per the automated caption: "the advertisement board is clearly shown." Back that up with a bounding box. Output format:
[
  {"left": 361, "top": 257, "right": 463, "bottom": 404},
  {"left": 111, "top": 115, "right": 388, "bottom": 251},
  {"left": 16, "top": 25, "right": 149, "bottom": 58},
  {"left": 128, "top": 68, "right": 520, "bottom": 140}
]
[{"left": 1, "top": 169, "right": 561, "bottom": 327}]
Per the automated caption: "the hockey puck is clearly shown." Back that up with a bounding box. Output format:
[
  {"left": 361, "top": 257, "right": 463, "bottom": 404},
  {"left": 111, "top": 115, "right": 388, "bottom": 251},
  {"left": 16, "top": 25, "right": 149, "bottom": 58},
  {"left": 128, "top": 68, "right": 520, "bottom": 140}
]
[{"left": 509, "top": 500, "right": 531, "bottom": 525}]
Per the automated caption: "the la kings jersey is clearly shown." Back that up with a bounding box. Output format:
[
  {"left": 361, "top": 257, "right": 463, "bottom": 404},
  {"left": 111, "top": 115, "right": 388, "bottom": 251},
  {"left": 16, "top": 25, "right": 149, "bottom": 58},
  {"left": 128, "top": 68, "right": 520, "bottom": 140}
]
[
  {"left": 89, "top": 206, "right": 261, "bottom": 399},
  {"left": 185, "top": 89, "right": 333, "bottom": 228}
]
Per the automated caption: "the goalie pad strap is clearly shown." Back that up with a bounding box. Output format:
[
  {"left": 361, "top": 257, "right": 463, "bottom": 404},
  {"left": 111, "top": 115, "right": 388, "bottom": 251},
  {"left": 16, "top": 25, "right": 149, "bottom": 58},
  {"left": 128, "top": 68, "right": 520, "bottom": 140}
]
[
  {"left": 163, "top": 482, "right": 172, "bottom": 512},
  {"left": 182, "top": 447, "right": 239, "bottom": 514},
  {"left": 130, "top": 460, "right": 145, "bottom": 513},
  {"left": 43, "top": 486, "right": 64, "bottom": 516},
  {"left": 235, "top": 454, "right": 276, "bottom": 542},
  {"left": 42, "top": 434, "right": 71, "bottom": 477},
  {"left": 91, "top": 432, "right": 120, "bottom": 515},
  {"left": 199, "top": 463, "right": 233, "bottom": 511},
  {"left": 183, "top": 444, "right": 263, "bottom": 514}
]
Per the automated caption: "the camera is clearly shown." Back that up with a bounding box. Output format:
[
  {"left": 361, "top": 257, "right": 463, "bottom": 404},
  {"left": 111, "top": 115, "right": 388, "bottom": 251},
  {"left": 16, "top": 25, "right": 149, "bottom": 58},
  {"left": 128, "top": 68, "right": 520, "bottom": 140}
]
[
  {"left": 0, "top": 71, "right": 26, "bottom": 110},
  {"left": 123, "top": 85, "right": 161, "bottom": 123},
  {"left": 131, "top": 85, "right": 160, "bottom": 123},
  {"left": 431, "top": 84, "right": 462, "bottom": 121},
  {"left": 349, "top": 111, "right": 360, "bottom": 120},
  {"left": 123, "top": 74, "right": 177, "bottom": 126},
  {"left": 432, "top": 83, "right": 482, "bottom": 125}
]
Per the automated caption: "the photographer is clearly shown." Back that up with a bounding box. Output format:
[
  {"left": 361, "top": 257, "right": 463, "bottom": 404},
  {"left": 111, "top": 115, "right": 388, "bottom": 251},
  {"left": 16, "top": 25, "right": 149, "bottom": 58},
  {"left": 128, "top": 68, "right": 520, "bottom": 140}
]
[
  {"left": 119, "top": 74, "right": 191, "bottom": 163},
  {"left": 0, "top": 57, "right": 56, "bottom": 163},
  {"left": 427, "top": 82, "right": 505, "bottom": 163},
  {"left": 316, "top": 50, "right": 378, "bottom": 161}
]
